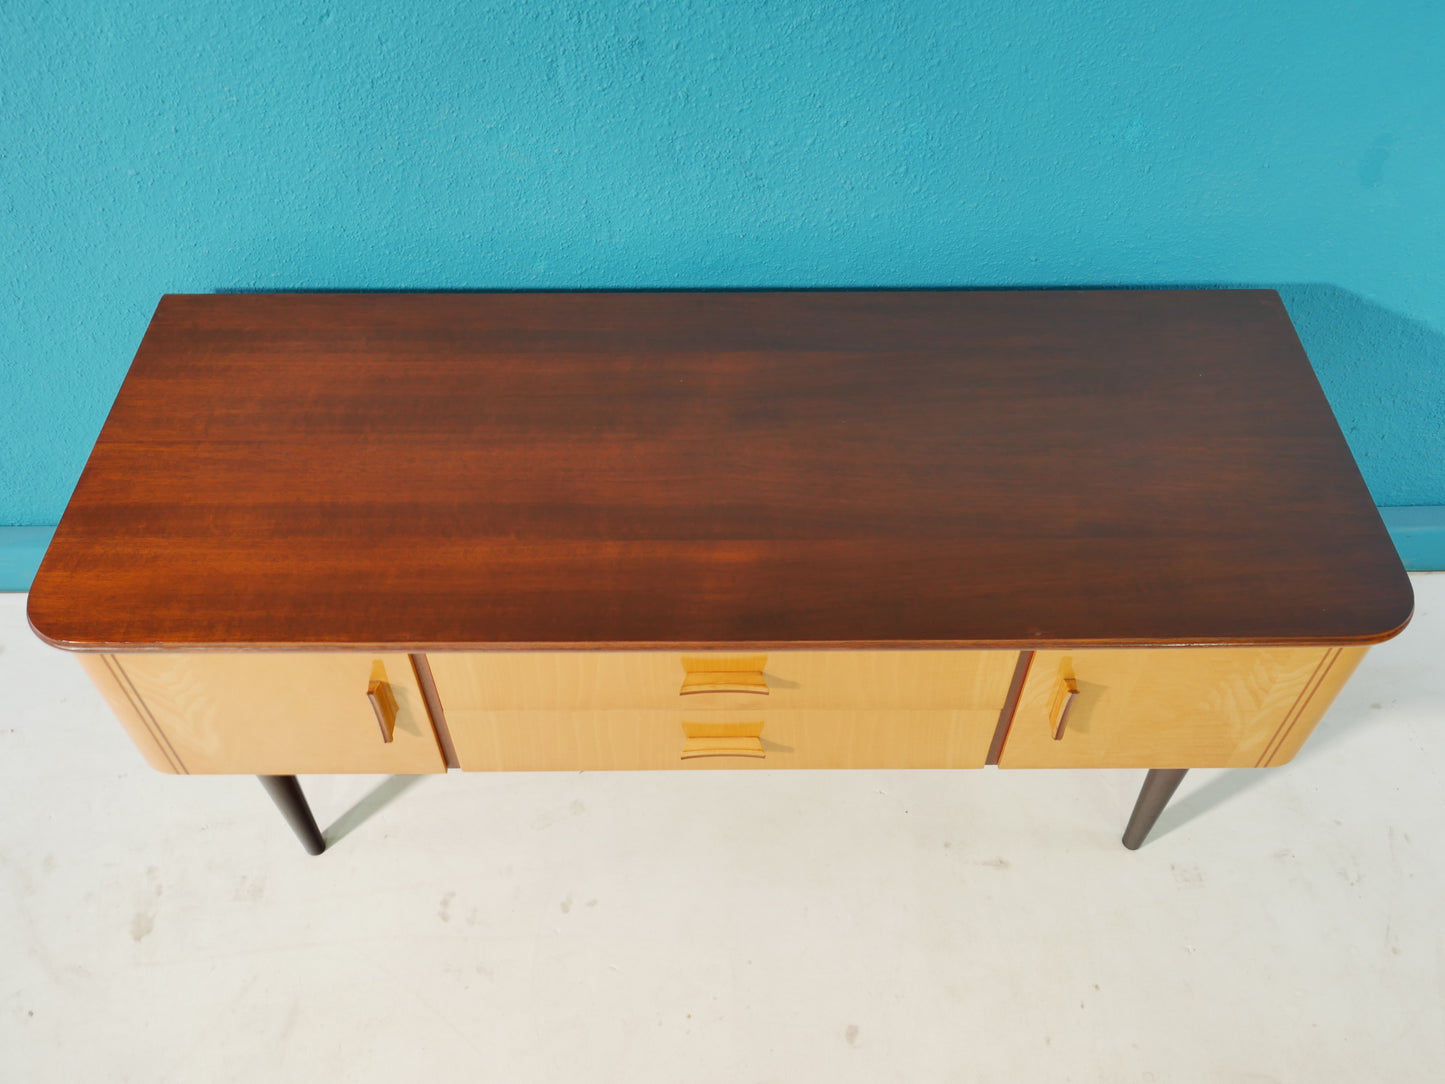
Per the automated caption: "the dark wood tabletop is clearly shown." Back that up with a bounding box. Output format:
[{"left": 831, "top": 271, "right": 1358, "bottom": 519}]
[{"left": 27, "top": 290, "right": 1412, "bottom": 651}]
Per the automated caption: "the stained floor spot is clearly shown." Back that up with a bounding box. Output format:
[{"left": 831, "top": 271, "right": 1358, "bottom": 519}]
[{"left": 130, "top": 910, "right": 154, "bottom": 942}]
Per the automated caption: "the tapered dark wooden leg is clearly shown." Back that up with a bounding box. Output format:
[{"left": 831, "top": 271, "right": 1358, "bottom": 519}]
[
  {"left": 1121, "top": 768, "right": 1188, "bottom": 850},
  {"left": 258, "top": 775, "right": 326, "bottom": 855}
]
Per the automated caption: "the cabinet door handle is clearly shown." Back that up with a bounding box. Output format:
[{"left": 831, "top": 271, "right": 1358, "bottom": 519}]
[
  {"left": 679, "top": 655, "right": 769, "bottom": 696},
  {"left": 368, "top": 680, "right": 398, "bottom": 743},
  {"left": 1049, "top": 675, "right": 1080, "bottom": 740},
  {"left": 681, "top": 720, "right": 766, "bottom": 759}
]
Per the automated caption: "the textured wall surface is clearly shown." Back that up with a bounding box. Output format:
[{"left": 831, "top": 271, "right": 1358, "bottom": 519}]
[{"left": 3, "top": 1, "right": 1443, "bottom": 523}]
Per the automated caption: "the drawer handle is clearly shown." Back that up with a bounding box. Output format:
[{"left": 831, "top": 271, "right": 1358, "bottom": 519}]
[
  {"left": 367, "top": 680, "right": 398, "bottom": 743},
  {"left": 681, "top": 721, "right": 766, "bottom": 759},
  {"left": 1049, "top": 674, "right": 1080, "bottom": 741},
  {"left": 679, "top": 655, "right": 769, "bottom": 696}
]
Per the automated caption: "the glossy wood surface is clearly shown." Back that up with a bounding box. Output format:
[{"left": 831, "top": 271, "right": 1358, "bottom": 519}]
[
  {"left": 78, "top": 654, "right": 185, "bottom": 773},
  {"left": 443, "top": 707, "right": 1004, "bottom": 771},
  {"left": 995, "top": 646, "right": 1364, "bottom": 769},
  {"left": 28, "top": 290, "right": 1411, "bottom": 651},
  {"left": 427, "top": 650, "right": 1018, "bottom": 713},
  {"left": 90, "top": 653, "right": 446, "bottom": 774}
]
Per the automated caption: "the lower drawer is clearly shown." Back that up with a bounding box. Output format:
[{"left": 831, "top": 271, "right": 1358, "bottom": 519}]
[{"left": 446, "top": 708, "right": 1004, "bottom": 771}]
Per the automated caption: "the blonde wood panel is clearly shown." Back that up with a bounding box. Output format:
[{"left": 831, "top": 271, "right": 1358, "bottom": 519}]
[
  {"left": 996, "top": 647, "right": 1348, "bottom": 769},
  {"left": 78, "top": 655, "right": 187, "bottom": 774},
  {"left": 446, "top": 707, "right": 1003, "bottom": 771},
  {"left": 104, "top": 654, "right": 446, "bottom": 774},
  {"left": 1257, "top": 646, "right": 1368, "bottom": 766},
  {"left": 427, "top": 650, "right": 1019, "bottom": 714}
]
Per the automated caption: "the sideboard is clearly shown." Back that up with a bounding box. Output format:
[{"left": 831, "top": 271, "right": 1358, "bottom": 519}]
[{"left": 28, "top": 290, "right": 1412, "bottom": 854}]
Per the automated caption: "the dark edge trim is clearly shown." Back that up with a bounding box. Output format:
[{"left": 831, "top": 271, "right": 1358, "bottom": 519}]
[
  {"left": 25, "top": 627, "right": 1417, "bottom": 652},
  {"left": 411, "top": 653, "right": 460, "bottom": 770},
  {"left": 106, "top": 655, "right": 188, "bottom": 774},
  {"left": 986, "top": 650, "right": 1034, "bottom": 766}
]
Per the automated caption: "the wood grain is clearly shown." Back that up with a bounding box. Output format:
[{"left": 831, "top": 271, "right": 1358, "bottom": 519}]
[
  {"left": 100, "top": 653, "right": 447, "bottom": 774},
  {"left": 426, "top": 649, "right": 1018, "bottom": 713},
  {"left": 77, "top": 654, "right": 187, "bottom": 774},
  {"left": 27, "top": 290, "right": 1412, "bottom": 651},
  {"left": 1256, "top": 645, "right": 1368, "bottom": 766},
  {"left": 996, "top": 646, "right": 1348, "bottom": 769},
  {"left": 444, "top": 707, "right": 1004, "bottom": 771}
]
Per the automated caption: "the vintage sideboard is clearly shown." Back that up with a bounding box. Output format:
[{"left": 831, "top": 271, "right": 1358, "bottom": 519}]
[{"left": 28, "top": 290, "right": 1412, "bottom": 854}]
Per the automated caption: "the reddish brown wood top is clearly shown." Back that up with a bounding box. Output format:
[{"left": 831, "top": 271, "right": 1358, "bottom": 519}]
[{"left": 28, "top": 290, "right": 1412, "bottom": 651}]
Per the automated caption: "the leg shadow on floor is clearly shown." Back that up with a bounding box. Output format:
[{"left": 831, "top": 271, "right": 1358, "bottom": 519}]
[
  {"left": 1142, "top": 769, "right": 1267, "bottom": 845},
  {"left": 323, "top": 775, "right": 426, "bottom": 847}
]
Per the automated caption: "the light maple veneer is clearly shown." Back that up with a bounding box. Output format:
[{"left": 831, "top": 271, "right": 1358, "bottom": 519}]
[
  {"left": 74, "top": 646, "right": 1371, "bottom": 775},
  {"left": 425, "top": 650, "right": 1019, "bottom": 711},
  {"left": 998, "top": 646, "right": 1369, "bottom": 769},
  {"left": 437, "top": 708, "right": 1004, "bottom": 771},
  {"left": 427, "top": 650, "right": 1020, "bottom": 771},
  {"left": 80, "top": 653, "right": 445, "bottom": 775}
]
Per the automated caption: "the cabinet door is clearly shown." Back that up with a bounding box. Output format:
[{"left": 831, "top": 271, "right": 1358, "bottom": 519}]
[
  {"left": 997, "top": 646, "right": 1366, "bottom": 769},
  {"left": 84, "top": 653, "right": 445, "bottom": 774}
]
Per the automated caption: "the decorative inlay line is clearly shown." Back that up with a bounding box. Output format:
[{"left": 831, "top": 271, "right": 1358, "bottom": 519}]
[
  {"left": 105, "top": 655, "right": 188, "bottom": 774},
  {"left": 1256, "top": 648, "right": 1340, "bottom": 767}
]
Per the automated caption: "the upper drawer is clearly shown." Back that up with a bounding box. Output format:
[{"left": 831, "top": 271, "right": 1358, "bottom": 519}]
[{"left": 427, "top": 650, "right": 1019, "bottom": 713}]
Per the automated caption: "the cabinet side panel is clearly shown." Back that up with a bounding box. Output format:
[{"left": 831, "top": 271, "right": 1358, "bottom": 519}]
[
  {"left": 1258, "top": 646, "right": 1370, "bottom": 766},
  {"left": 78, "top": 654, "right": 187, "bottom": 774}
]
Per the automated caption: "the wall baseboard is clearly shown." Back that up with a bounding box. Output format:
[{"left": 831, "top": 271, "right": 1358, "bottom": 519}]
[
  {"left": 3, "top": 510, "right": 1443, "bottom": 592},
  {"left": 1, "top": 526, "right": 56, "bottom": 592},
  {"left": 1379, "top": 507, "right": 1445, "bottom": 572}
]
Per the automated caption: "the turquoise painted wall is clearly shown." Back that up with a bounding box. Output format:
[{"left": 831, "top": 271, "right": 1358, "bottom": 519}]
[{"left": 3, "top": 1, "right": 1444, "bottom": 525}]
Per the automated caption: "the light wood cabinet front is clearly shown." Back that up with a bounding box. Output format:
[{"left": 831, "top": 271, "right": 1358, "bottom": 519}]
[
  {"left": 997, "top": 646, "right": 1367, "bottom": 769},
  {"left": 82, "top": 653, "right": 445, "bottom": 775},
  {"left": 78, "top": 644, "right": 1371, "bottom": 778},
  {"left": 429, "top": 650, "right": 1019, "bottom": 772}
]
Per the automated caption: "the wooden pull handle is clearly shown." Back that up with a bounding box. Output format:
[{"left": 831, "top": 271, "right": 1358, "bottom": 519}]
[
  {"left": 368, "top": 680, "right": 398, "bottom": 743},
  {"left": 679, "top": 655, "right": 769, "bottom": 696},
  {"left": 1049, "top": 674, "right": 1080, "bottom": 741},
  {"left": 681, "top": 721, "right": 766, "bottom": 759}
]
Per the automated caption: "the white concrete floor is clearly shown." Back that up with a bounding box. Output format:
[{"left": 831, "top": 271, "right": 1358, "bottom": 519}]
[{"left": 2, "top": 580, "right": 1443, "bottom": 1082}]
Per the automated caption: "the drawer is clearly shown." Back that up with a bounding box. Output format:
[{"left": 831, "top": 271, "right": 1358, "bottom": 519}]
[
  {"left": 83, "top": 653, "right": 446, "bottom": 775},
  {"left": 427, "top": 650, "right": 1019, "bottom": 713},
  {"left": 446, "top": 707, "right": 1004, "bottom": 771},
  {"left": 996, "top": 646, "right": 1367, "bottom": 769}
]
